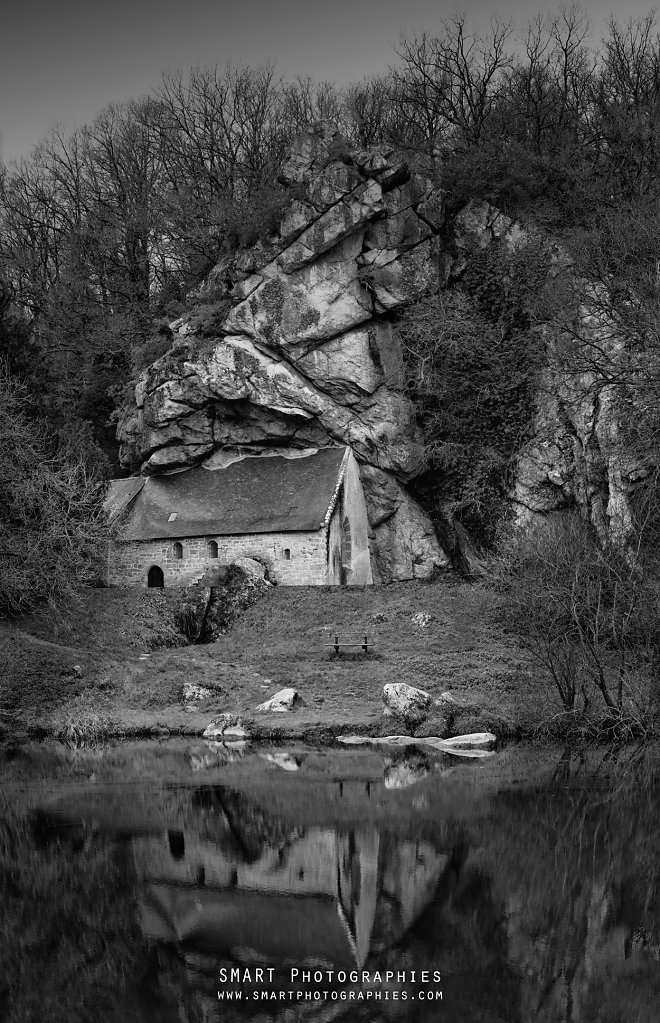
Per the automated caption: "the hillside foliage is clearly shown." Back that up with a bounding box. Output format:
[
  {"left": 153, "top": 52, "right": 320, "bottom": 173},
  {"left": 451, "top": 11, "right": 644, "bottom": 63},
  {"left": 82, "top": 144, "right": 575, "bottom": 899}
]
[
  {"left": 0, "top": 369, "right": 108, "bottom": 614},
  {"left": 3, "top": 7, "right": 660, "bottom": 598},
  {"left": 399, "top": 241, "right": 549, "bottom": 545}
]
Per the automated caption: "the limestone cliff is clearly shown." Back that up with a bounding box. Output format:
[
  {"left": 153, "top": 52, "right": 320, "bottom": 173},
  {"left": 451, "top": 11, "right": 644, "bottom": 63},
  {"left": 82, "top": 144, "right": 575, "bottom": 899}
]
[
  {"left": 513, "top": 295, "right": 640, "bottom": 546},
  {"left": 118, "top": 125, "right": 638, "bottom": 579},
  {"left": 118, "top": 123, "right": 450, "bottom": 581},
  {"left": 449, "top": 198, "right": 642, "bottom": 550}
]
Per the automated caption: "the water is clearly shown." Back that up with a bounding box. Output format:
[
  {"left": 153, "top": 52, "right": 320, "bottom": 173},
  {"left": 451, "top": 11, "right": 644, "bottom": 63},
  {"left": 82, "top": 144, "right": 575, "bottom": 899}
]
[{"left": 1, "top": 739, "right": 659, "bottom": 1022}]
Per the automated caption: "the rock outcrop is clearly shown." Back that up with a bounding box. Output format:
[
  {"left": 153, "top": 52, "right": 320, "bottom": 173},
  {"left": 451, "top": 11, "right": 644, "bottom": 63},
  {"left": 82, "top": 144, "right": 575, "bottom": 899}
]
[
  {"left": 449, "top": 198, "right": 642, "bottom": 550},
  {"left": 513, "top": 291, "right": 639, "bottom": 545},
  {"left": 117, "top": 125, "right": 638, "bottom": 578},
  {"left": 118, "top": 122, "right": 450, "bottom": 581},
  {"left": 202, "top": 715, "right": 251, "bottom": 741}
]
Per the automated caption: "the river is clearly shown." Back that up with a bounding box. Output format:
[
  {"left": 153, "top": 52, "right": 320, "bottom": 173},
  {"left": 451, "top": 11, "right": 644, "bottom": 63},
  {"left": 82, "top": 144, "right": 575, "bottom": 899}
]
[{"left": 1, "top": 739, "right": 659, "bottom": 1021}]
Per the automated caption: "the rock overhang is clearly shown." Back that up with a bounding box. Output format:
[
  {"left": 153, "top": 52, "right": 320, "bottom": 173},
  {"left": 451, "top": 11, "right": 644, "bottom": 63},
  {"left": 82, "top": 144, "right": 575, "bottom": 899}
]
[{"left": 116, "top": 123, "right": 450, "bottom": 581}]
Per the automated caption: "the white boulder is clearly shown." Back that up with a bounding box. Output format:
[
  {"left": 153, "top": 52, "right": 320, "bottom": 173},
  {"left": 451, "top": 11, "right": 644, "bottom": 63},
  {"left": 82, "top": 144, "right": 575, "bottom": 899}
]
[
  {"left": 438, "top": 732, "right": 496, "bottom": 750},
  {"left": 255, "top": 687, "right": 300, "bottom": 713},
  {"left": 202, "top": 714, "right": 251, "bottom": 740},
  {"left": 383, "top": 682, "right": 431, "bottom": 721},
  {"left": 232, "top": 556, "right": 270, "bottom": 583}
]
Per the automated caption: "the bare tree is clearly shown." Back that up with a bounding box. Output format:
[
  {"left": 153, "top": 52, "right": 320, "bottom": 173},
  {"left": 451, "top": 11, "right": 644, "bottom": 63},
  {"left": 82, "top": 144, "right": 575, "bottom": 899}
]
[
  {"left": 595, "top": 13, "right": 660, "bottom": 198},
  {"left": 280, "top": 76, "right": 344, "bottom": 135},
  {"left": 503, "top": 6, "right": 595, "bottom": 160},
  {"left": 393, "top": 14, "right": 514, "bottom": 160},
  {"left": 342, "top": 75, "right": 397, "bottom": 147},
  {"left": 153, "top": 63, "right": 289, "bottom": 279},
  {"left": 0, "top": 368, "right": 108, "bottom": 614},
  {"left": 497, "top": 513, "right": 660, "bottom": 729}
]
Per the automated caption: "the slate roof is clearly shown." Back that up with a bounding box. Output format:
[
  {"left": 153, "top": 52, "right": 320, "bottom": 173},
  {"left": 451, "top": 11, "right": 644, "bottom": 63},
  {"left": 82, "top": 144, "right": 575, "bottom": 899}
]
[
  {"left": 110, "top": 447, "right": 349, "bottom": 541},
  {"left": 104, "top": 476, "right": 146, "bottom": 523}
]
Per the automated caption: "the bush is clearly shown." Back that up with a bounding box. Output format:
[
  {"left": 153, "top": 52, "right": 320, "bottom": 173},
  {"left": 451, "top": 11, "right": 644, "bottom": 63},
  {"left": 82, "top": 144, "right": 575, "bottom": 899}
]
[
  {"left": 496, "top": 513, "right": 660, "bottom": 731},
  {"left": 175, "top": 562, "right": 270, "bottom": 644},
  {"left": 0, "top": 369, "right": 108, "bottom": 614},
  {"left": 399, "top": 252, "right": 544, "bottom": 548}
]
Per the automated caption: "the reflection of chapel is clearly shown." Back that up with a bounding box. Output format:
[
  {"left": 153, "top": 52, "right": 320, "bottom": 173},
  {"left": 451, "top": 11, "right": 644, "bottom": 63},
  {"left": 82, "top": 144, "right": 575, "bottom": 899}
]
[{"left": 105, "top": 446, "right": 373, "bottom": 587}]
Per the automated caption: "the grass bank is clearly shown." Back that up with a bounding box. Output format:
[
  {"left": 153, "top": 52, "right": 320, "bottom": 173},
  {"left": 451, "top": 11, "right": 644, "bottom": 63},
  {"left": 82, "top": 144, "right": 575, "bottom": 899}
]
[{"left": 0, "top": 578, "right": 578, "bottom": 746}]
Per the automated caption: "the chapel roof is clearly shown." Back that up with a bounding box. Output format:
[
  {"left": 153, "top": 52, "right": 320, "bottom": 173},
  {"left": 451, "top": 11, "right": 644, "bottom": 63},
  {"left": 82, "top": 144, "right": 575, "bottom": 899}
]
[{"left": 106, "top": 446, "right": 349, "bottom": 541}]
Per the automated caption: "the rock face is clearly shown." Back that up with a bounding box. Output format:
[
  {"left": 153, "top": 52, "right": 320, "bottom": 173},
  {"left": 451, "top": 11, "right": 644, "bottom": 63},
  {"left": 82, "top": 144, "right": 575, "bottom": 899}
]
[
  {"left": 513, "top": 291, "right": 638, "bottom": 545},
  {"left": 449, "top": 199, "right": 642, "bottom": 550},
  {"left": 118, "top": 123, "right": 450, "bottom": 582},
  {"left": 118, "top": 127, "right": 635, "bottom": 573}
]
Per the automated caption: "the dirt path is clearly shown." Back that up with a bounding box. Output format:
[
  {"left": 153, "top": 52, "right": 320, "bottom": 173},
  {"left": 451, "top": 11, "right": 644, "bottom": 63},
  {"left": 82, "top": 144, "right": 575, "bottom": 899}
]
[{"left": 8, "top": 628, "right": 96, "bottom": 658}]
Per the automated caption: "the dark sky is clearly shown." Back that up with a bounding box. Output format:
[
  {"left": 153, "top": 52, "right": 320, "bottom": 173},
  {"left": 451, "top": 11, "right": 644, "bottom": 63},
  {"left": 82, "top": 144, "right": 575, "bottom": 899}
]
[{"left": 2, "top": 0, "right": 659, "bottom": 164}]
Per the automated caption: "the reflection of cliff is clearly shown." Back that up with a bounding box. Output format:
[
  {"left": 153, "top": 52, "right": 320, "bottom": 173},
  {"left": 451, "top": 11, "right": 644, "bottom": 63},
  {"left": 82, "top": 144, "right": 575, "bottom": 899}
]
[
  {"left": 504, "top": 878, "right": 660, "bottom": 1023},
  {"left": 369, "top": 834, "right": 448, "bottom": 955},
  {"left": 31, "top": 754, "right": 660, "bottom": 1023}
]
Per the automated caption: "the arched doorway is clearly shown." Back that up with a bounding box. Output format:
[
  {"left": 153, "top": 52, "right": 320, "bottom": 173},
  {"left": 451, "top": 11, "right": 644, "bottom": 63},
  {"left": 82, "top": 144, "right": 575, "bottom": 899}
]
[{"left": 147, "top": 565, "right": 164, "bottom": 588}]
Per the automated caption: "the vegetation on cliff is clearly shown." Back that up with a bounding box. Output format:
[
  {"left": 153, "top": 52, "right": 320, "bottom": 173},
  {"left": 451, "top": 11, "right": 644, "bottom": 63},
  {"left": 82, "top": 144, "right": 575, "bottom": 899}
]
[
  {"left": 2, "top": 8, "right": 660, "bottom": 483},
  {"left": 399, "top": 241, "right": 549, "bottom": 546}
]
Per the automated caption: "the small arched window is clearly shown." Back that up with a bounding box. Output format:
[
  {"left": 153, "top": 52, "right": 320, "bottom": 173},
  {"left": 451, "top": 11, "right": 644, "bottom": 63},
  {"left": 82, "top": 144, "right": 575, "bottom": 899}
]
[
  {"left": 283, "top": 548, "right": 291, "bottom": 560},
  {"left": 173, "top": 541, "right": 183, "bottom": 560},
  {"left": 208, "top": 540, "right": 218, "bottom": 559}
]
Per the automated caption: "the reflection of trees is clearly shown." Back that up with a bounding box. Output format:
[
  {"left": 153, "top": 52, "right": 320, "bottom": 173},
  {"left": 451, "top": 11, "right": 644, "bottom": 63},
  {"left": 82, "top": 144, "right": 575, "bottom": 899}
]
[
  {"left": 16, "top": 756, "right": 660, "bottom": 1023},
  {"left": 0, "top": 808, "right": 177, "bottom": 1023},
  {"left": 483, "top": 753, "right": 660, "bottom": 1023}
]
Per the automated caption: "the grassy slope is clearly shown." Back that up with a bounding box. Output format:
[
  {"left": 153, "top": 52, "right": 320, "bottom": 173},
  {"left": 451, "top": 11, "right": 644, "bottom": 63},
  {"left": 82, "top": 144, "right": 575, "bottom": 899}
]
[{"left": 0, "top": 579, "right": 544, "bottom": 741}]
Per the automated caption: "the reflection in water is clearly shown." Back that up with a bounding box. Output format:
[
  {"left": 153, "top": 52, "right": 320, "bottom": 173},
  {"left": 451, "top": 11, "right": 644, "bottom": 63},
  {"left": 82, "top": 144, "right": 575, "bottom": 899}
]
[
  {"left": 2, "top": 744, "right": 660, "bottom": 1021},
  {"left": 139, "top": 821, "right": 382, "bottom": 969},
  {"left": 133, "top": 788, "right": 454, "bottom": 1018}
]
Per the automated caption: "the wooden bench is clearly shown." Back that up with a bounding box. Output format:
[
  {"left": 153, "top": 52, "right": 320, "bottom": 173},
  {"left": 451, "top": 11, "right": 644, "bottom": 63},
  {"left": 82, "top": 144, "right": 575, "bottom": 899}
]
[{"left": 326, "top": 633, "right": 374, "bottom": 655}]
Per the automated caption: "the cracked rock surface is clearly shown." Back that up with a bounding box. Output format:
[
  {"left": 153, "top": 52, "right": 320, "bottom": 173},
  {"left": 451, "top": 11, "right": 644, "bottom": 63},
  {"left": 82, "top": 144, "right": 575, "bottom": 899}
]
[
  {"left": 446, "top": 199, "right": 640, "bottom": 549},
  {"left": 116, "top": 121, "right": 639, "bottom": 578},
  {"left": 118, "top": 122, "right": 451, "bottom": 581}
]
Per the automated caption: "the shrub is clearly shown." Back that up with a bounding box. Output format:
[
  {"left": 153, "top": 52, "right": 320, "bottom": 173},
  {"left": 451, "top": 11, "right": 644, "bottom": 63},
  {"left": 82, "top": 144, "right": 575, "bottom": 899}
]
[
  {"left": 399, "top": 257, "right": 543, "bottom": 547},
  {"left": 495, "top": 513, "right": 660, "bottom": 731},
  {"left": 54, "top": 713, "right": 116, "bottom": 749},
  {"left": 0, "top": 369, "right": 108, "bottom": 614},
  {"left": 174, "top": 562, "right": 270, "bottom": 644}
]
